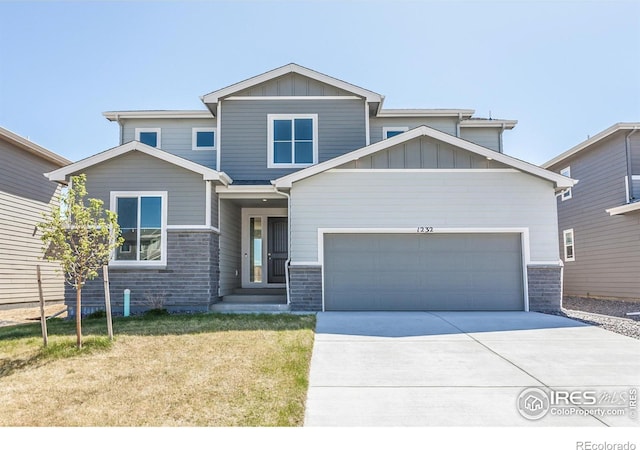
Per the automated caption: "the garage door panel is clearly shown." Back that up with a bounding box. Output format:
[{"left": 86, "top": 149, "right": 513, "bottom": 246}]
[{"left": 324, "top": 233, "right": 524, "bottom": 311}]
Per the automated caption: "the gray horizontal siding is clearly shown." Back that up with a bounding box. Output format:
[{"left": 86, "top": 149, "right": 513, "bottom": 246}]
[
  {"left": 548, "top": 132, "right": 640, "bottom": 299},
  {"left": 369, "top": 117, "right": 457, "bottom": 144},
  {"left": 121, "top": 118, "right": 216, "bottom": 169},
  {"left": 0, "top": 139, "right": 65, "bottom": 306},
  {"left": 337, "top": 136, "right": 508, "bottom": 169},
  {"left": 631, "top": 132, "right": 640, "bottom": 175},
  {"left": 220, "top": 98, "right": 366, "bottom": 181},
  {"left": 460, "top": 127, "right": 501, "bottom": 152},
  {"left": 218, "top": 200, "right": 241, "bottom": 296},
  {"left": 235, "top": 73, "right": 354, "bottom": 97},
  {"left": 77, "top": 151, "right": 206, "bottom": 226},
  {"left": 290, "top": 170, "right": 559, "bottom": 263}
]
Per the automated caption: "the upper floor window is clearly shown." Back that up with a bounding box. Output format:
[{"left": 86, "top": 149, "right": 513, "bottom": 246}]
[
  {"left": 110, "top": 191, "right": 167, "bottom": 266},
  {"left": 267, "top": 114, "right": 318, "bottom": 168},
  {"left": 563, "top": 229, "right": 575, "bottom": 262},
  {"left": 136, "top": 128, "right": 161, "bottom": 148},
  {"left": 192, "top": 127, "right": 216, "bottom": 151},
  {"left": 560, "top": 166, "right": 572, "bottom": 200},
  {"left": 383, "top": 126, "right": 409, "bottom": 139}
]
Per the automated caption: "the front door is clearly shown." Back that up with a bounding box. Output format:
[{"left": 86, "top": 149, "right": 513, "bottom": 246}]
[
  {"left": 267, "top": 217, "right": 288, "bottom": 284},
  {"left": 241, "top": 208, "right": 288, "bottom": 288}
]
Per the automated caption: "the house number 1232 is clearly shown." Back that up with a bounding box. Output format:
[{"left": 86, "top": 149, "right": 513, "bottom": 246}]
[{"left": 417, "top": 227, "right": 434, "bottom": 233}]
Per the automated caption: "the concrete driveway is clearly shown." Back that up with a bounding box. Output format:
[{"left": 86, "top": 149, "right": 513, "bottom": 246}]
[{"left": 304, "top": 312, "right": 640, "bottom": 426}]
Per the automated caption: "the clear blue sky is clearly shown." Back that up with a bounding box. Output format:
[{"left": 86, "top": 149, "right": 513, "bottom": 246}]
[{"left": 1, "top": 0, "right": 638, "bottom": 165}]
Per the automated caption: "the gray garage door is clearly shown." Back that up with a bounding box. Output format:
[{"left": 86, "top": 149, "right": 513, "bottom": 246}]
[{"left": 323, "top": 233, "right": 524, "bottom": 311}]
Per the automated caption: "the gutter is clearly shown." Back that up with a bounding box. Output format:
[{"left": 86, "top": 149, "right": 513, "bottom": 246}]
[
  {"left": 625, "top": 127, "right": 639, "bottom": 202},
  {"left": 273, "top": 185, "right": 292, "bottom": 306}
]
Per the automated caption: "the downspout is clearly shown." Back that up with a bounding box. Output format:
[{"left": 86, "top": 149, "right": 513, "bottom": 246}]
[
  {"left": 274, "top": 186, "right": 291, "bottom": 305},
  {"left": 625, "top": 127, "right": 639, "bottom": 202},
  {"left": 498, "top": 123, "right": 506, "bottom": 153},
  {"left": 456, "top": 113, "right": 462, "bottom": 137}
]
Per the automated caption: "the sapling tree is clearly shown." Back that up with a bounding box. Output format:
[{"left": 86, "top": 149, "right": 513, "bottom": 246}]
[{"left": 39, "top": 174, "right": 123, "bottom": 348}]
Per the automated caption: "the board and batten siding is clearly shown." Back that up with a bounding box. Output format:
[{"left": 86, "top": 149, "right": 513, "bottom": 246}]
[
  {"left": 218, "top": 200, "right": 241, "bottom": 296},
  {"left": 337, "top": 136, "right": 508, "bottom": 170},
  {"left": 234, "top": 72, "right": 355, "bottom": 97},
  {"left": 121, "top": 118, "right": 217, "bottom": 169},
  {"left": 549, "top": 132, "right": 640, "bottom": 300},
  {"left": 78, "top": 151, "right": 207, "bottom": 226},
  {"left": 289, "top": 170, "right": 560, "bottom": 263},
  {"left": 220, "top": 98, "right": 366, "bottom": 181},
  {"left": 369, "top": 117, "right": 458, "bottom": 144},
  {"left": 0, "top": 139, "right": 65, "bottom": 306}
]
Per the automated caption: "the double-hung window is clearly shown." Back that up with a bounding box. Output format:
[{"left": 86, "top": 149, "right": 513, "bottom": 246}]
[
  {"left": 135, "top": 128, "right": 161, "bottom": 148},
  {"left": 192, "top": 127, "right": 216, "bottom": 151},
  {"left": 111, "top": 192, "right": 167, "bottom": 266},
  {"left": 563, "top": 229, "right": 575, "bottom": 262},
  {"left": 383, "top": 126, "right": 409, "bottom": 139},
  {"left": 560, "top": 167, "right": 572, "bottom": 200},
  {"left": 267, "top": 114, "right": 318, "bottom": 168}
]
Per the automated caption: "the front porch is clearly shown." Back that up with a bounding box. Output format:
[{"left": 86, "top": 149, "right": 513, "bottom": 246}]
[{"left": 211, "top": 288, "right": 290, "bottom": 312}]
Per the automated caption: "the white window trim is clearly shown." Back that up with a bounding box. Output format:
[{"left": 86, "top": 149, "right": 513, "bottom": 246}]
[
  {"left": 267, "top": 114, "right": 318, "bottom": 168},
  {"left": 192, "top": 127, "right": 216, "bottom": 151},
  {"left": 563, "top": 229, "right": 575, "bottom": 262},
  {"left": 382, "top": 126, "right": 409, "bottom": 139},
  {"left": 109, "top": 191, "right": 168, "bottom": 267},
  {"left": 135, "top": 128, "right": 161, "bottom": 149},
  {"left": 560, "top": 167, "right": 572, "bottom": 200}
]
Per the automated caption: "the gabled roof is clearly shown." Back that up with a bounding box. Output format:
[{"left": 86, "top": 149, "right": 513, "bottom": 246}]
[
  {"left": 377, "top": 109, "right": 475, "bottom": 118},
  {"left": 103, "top": 110, "right": 213, "bottom": 121},
  {"left": 46, "top": 140, "right": 231, "bottom": 184},
  {"left": 201, "top": 63, "right": 383, "bottom": 107},
  {"left": 274, "top": 125, "right": 575, "bottom": 189},
  {"left": 460, "top": 118, "right": 518, "bottom": 129},
  {"left": 0, "top": 126, "right": 71, "bottom": 166},
  {"left": 542, "top": 122, "right": 640, "bottom": 168}
]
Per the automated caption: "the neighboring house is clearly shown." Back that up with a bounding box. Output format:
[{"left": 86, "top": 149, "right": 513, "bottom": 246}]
[
  {"left": 543, "top": 123, "right": 640, "bottom": 302},
  {"left": 0, "top": 126, "right": 71, "bottom": 308},
  {"left": 47, "top": 63, "right": 574, "bottom": 315}
]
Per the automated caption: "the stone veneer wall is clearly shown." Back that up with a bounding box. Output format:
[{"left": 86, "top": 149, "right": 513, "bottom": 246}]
[
  {"left": 527, "top": 264, "right": 562, "bottom": 312},
  {"left": 288, "top": 265, "right": 322, "bottom": 311},
  {"left": 66, "top": 231, "right": 219, "bottom": 317}
]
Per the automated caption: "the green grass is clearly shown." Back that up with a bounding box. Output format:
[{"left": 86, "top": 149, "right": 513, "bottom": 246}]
[{"left": 0, "top": 313, "right": 316, "bottom": 426}]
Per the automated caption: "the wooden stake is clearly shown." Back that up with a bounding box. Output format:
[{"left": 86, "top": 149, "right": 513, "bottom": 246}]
[
  {"left": 36, "top": 265, "right": 48, "bottom": 347},
  {"left": 103, "top": 265, "right": 113, "bottom": 341}
]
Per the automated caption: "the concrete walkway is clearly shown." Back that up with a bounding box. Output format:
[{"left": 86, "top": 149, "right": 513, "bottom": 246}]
[{"left": 304, "top": 311, "right": 640, "bottom": 426}]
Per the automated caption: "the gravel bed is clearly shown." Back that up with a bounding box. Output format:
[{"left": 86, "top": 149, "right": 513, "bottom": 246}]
[{"left": 547, "top": 297, "right": 640, "bottom": 340}]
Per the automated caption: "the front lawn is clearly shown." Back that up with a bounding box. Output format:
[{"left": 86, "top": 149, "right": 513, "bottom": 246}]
[{"left": 0, "top": 313, "right": 315, "bottom": 426}]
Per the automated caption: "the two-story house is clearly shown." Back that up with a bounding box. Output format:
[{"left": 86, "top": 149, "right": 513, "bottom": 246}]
[
  {"left": 47, "top": 63, "right": 574, "bottom": 316},
  {"left": 543, "top": 123, "right": 640, "bottom": 302}
]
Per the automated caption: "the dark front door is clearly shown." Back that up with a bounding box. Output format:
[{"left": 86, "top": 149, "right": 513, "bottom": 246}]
[{"left": 267, "top": 217, "right": 288, "bottom": 284}]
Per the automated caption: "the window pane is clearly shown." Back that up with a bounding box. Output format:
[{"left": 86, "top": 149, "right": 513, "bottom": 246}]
[
  {"left": 139, "top": 132, "right": 158, "bottom": 147},
  {"left": 274, "top": 141, "right": 292, "bottom": 163},
  {"left": 196, "top": 131, "right": 215, "bottom": 147},
  {"left": 140, "top": 197, "right": 162, "bottom": 228},
  {"left": 140, "top": 229, "right": 162, "bottom": 261},
  {"left": 274, "top": 120, "right": 292, "bottom": 141},
  {"left": 250, "top": 217, "right": 262, "bottom": 283},
  {"left": 294, "top": 118, "right": 313, "bottom": 141},
  {"left": 294, "top": 142, "right": 313, "bottom": 164},
  {"left": 566, "top": 246, "right": 573, "bottom": 259},
  {"left": 386, "top": 130, "right": 404, "bottom": 138},
  {"left": 117, "top": 198, "right": 138, "bottom": 229},
  {"left": 116, "top": 228, "right": 137, "bottom": 261}
]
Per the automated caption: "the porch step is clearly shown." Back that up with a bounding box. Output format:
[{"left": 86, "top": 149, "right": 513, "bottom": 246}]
[
  {"left": 221, "top": 294, "right": 287, "bottom": 304},
  {"left": 210, "top": 303, "right": 291, "bottom": 313}
]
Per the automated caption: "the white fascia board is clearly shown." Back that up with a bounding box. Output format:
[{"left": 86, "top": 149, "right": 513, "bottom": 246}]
[
  {"left": 0, "top": 126, "right": 71, "bottom": 166},
  {"left": 47, "top": 141, "right": 231, "bottom": 185},
  {"left": 542, "top": 123, "right": 640, "bottom": 168},
  {"left": 215, "top": 185, "right": 284, "bottom": 199},
  {"left": 103, "top": 110, "right": 214, "bottom": 121},
  {"left": 605, "top": 202, "right": 640, "bottom": 216},
  {"left": 460, "top": 119, "right": 518, "bottom": 129},
  {"left": 201, "top": 63, "right": 383, "bottom": 104},
  {"left": 377, "top": 109, "right": 475, "bottom": 118},
  {"left": 274, "top": 125, "right": 576, "bottom": 189}
]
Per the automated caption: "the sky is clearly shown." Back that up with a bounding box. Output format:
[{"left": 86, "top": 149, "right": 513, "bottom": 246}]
[{"left": 0, "top": 0, "right": 639, "bottom": 166}]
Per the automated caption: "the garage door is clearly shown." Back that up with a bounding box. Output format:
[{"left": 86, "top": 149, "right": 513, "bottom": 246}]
[{"left": 323, "top": 233, "right": 524, "bottom": 311}]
